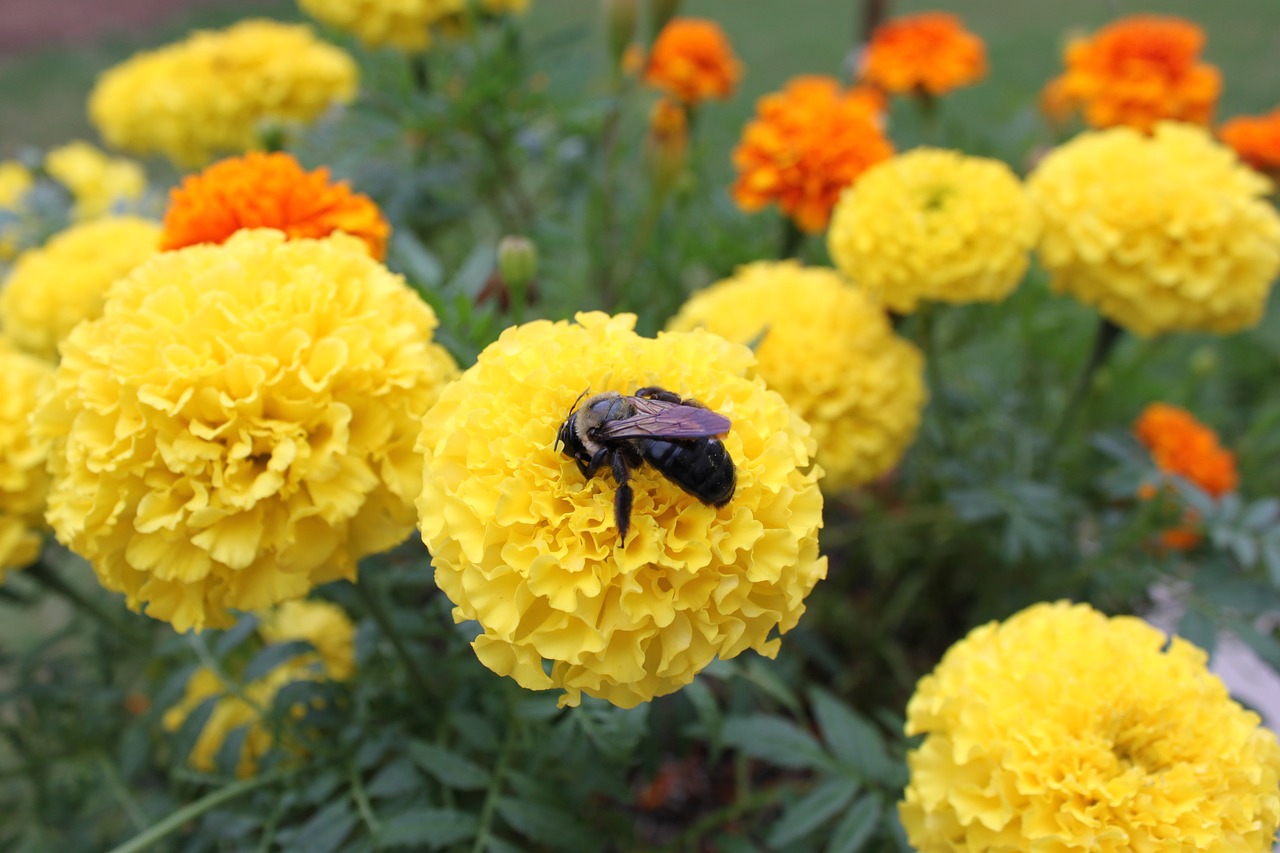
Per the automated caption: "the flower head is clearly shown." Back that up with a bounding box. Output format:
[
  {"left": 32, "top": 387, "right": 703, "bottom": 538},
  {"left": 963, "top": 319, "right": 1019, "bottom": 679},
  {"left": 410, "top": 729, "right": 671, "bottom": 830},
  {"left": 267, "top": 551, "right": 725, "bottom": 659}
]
[
  {"left": 44, "top": 141, "right": 146, "bottom": 221},
  {"left": 1220, "top": 108, "right": 1280, "bottom": 177},
  {"left": 644, "top": 18, "right": 742, "bottom": 105},
  {"left": 89, "top": 20, "right": 358, "bottom": 167},
  {"left": 0, "top": 343, "right": 53, "bottom": 581},
  {"left": 163, "top": 598, "right": 356, "bottom": 775},
  {"left": 1043, "top": 15, "right": 1221, "bottom": 132},
  {"left": 35, "top": 229, "right": 457, "bottom": 632},
  {"left": 900, "top": 601, "right": 1280, "bottom": 851},
  {"left": 827, "top": 148, "right": 1037, "bottom": 312},
  {"left": 732, "top": 76, "right": 892, "bottom": 233},
  {"left": 0, "top": 216, "right": 161, "bottom": 360},
  {"left": 668, "top": 262, "right": 924, "bottom": 491},
  {"left": 416, "top": 312, "right": 826, "bottom": 708},
  {"left": 297, "top": 0, "right": 458, "bottom": 51},
  {"left": 1028, "top": 123, "right": 1280, "bottom": 336},
  {"left": 161, "top": 152, "right": 390, "bottom": 260},
  {"left": 860, "top": 12, "right": 987, "bottom": 96}
]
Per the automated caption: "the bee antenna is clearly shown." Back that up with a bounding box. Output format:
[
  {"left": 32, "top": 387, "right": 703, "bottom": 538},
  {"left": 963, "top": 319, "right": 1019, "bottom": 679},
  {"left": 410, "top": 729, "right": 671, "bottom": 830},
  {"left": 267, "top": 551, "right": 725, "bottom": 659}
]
[{"left": 568, "top": 387, "right": 590, "bottom": 413}]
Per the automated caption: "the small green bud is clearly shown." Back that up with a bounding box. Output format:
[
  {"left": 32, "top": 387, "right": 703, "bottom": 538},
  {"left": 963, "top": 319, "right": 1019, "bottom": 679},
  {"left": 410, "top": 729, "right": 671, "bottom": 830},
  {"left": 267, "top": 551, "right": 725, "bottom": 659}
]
[{"left": 498, "top": 235, "right": 537, "bottom": 289}]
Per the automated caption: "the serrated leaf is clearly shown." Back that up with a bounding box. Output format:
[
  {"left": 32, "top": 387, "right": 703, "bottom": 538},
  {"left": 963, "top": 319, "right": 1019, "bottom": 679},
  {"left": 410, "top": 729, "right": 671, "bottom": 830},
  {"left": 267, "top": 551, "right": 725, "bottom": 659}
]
[
  {"left": 169, "top": 694, "right": 218, "bottom": 771},
  {"left": 682, "top": 676, "right": 723, "bottom": 753},
  {"left": 366, "top": 757, "right": 422, "bottom": 800},
  {"left": 214, "top": 615, "right": 260, "bottom": 657},
  {"left": 495, "top": 797, "right": 593, "bottom": 849},
  {"left": 827, "top": 795, "right": 881, "bottom": 853},
  {"left": 767, "top": 776, "right": 860, "bottom": 848},
  {"left": 388, "top": 230, "right": 444, "bottom": 290},
  {"left": 242, "top": 640, "right": 317, "bottom": 684},
  {"left": 1244, "top": 498, "right": 1280, "bottom": 530},
  {"left": 1233, "top": 624, "right": 1280, "bottom": 671},
  {"left": 379, "top": 808, "right": 478, "bottom": 849},
  {"left": 1176, "top": 608, "right": 1217, "bottom": 659},
  {"left": 810, "top": 689, "right": 894, "bottom": 782},
  {"left": 214, "top": 723, "right": 251, "bottom": 778},
  {"left": 409, "top": 741, "right": 490, "bottom": 790},
  {"left": 722, "top": 715, "right": 833, "bottom": 771},
  {"left": 485, "top": 835, "right": 525, "bottom": 853},
  {"left": 740, "top": 658, "right": 803, "bottom": 715},
  {"left": 287, "top": 799, "right": 357, "bottom": 853}
]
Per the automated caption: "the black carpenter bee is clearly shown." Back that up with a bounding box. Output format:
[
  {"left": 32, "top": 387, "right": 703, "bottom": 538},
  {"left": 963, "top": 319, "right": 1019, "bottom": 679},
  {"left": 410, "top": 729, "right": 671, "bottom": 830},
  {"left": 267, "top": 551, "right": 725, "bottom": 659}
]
[{"left": 555, "top": 386, "right": 736, "bottom": 541}]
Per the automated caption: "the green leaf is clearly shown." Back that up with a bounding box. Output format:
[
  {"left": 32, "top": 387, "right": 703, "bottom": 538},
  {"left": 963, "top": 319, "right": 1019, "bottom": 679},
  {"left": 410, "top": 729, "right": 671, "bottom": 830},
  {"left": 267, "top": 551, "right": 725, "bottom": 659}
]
[
  {"left": 388, "top": 230, "right": 444, "bottom": 290},
  {"left": 379, "top": 808, "right": 478, "bottom": 849},
  {"left": 722, "top": 715, "right": 834, "bottom": 771},
  {"left": 214, "top": 615, "right": 260, "bottom": 657},
  {"left": 495, "top": 797, "right": 594, "bottom": 849},
  {"left": 826, "top": 795, "right": 881, "bottom": 853},
  {"left": 1244, "top": 498, "right": 1280, "bottom": 531},
  {"left": 1176, "top": 608, "right": 1217, "bottom": 659},
  {"left": 573, "top": 699, "right": 650, "bottom": 762},
  {"left": 740, "top": 658, "right": 803, "bottom": 715},
  {"left": 408, "top": 741, "right": 490, "bottom": 791},
  {"left": 366, "top": 757, "right": 423, "bottom": 800},
  {"left": 286, "top": 799, "right": 357, "bottom": 853},
  {"left": 242, "top": 640, "right": 316, "bottom": 684},
  {"left": 484, "top": 836, "right": 526, "bottom": 853},
  {"left": 809, "top": 689, "right": 895, "bottom": 783},
  {"left": 681, "top": 676, "right": 724, "bottom": 754},
  {"left": 1233, "top": 624, "right": 1280, "bottom": 671},
  {"left": 767, "top": 776, "right": 860, "bottom": 848}
]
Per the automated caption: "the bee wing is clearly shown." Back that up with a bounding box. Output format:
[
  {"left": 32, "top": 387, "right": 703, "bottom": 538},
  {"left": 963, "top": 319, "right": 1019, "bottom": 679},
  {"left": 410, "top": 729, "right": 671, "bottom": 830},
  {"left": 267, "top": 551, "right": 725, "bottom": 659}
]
[{"left": 594, "top": 397, "right": 731, "bottom": 440}]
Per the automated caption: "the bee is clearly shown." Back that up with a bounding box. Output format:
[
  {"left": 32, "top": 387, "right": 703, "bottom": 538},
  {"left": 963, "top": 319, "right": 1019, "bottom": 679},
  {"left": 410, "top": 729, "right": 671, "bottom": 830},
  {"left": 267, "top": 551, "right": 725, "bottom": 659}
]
[{"left": 556, "top": 386, "right": 736, "bottom": 541}]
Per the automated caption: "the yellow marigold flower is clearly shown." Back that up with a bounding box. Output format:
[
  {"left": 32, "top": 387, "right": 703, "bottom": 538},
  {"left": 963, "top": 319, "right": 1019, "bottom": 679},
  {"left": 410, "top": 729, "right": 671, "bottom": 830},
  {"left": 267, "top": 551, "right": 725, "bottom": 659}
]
[
  {"left": 1028, "top": 123, "right": 1280, "bottom": 336},
  {"left": 161, "top": 152, "right": 390, "bottom": 260},
  {"left": 417, "top": 312, "right": 826, "bottom": 709},
  {"left": 0, "top": 343, "right": 53, "bottom": 581},
  {"left": 164, "top": 597, "right": 356, "bottom": 775},
  {"left": 827, "top": 148, "right": 1038, "bottom": 313},
  {"left": 900, "top": 601, "right": 1280, "bottom": 851},
  {"left": 860, "top": 12, "right": 987, "bottom": 96},
  {"left": 643, "top": 18, "right": 742, "bottom": 106},
  {"left": 1220, "top": 107, "right": 1280, "bottom": 178},
  {"left": 1043, "top": 15, "right": 1221, "bottom": 132},
  {"left": 89, "top": 20, "right": 358, "bottom": 168},
  {"left": 298, "top": 0, "right": 458, "bottom": 51},
  {"left": 44, "top": 141, "right": 146, "bottom": 221},
  {"left": 0, "top": 216, "right": 161, "bottom": 361},
  {"left": 35, "top": 229, "right": 458, "bottom": 633},
  {"left": 668, "top": 262, "right": 924, "bottom": 491},
  {"left": 259, "top": 599, "right": 357, "bottom": 680}
]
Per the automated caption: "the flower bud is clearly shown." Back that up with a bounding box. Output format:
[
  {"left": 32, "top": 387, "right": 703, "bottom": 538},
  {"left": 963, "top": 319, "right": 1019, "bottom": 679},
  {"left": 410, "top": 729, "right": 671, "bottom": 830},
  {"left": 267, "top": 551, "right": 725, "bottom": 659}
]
[{"left": 498, "top": 235, "right": 537, "bottom": 290}]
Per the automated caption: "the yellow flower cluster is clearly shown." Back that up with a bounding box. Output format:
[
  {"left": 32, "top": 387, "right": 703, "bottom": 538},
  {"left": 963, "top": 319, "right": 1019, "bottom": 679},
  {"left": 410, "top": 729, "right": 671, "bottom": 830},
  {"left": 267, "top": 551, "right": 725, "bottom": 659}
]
[
  {"left": 163, "top": 598, "right": 356, "bottom": 775},
  {"left": 0, "top": 216, "right": 161, "bottom": 361},
  {"left": 668, "top": 262, "right": 925, "bottom": 491},
  {"left": 417, "top": 312, "right": 826, "bottom": 708},
  {"left": 827, "top": 148, "right": 1038, "bottom": 313},
  {"left": 1028, "top": 123, "right": 1280, "bottom": 336},
  {"left": 900, "top": 601, "right": 1280, "bottom": 851},
  {"left": 0, "top": 343, "right": 53, "bottom": 581},
  {"left": 89, "top": 20, "right": 358, "bottom": 167},
  {"left": 298, "top": 0, "right": 528, "bottom": 52},
  {"left": 44, "top": 141, "right": 146, "bottom": 221},
  {"left": 36, "top": 229, "right": 457, "bottom": 632}
]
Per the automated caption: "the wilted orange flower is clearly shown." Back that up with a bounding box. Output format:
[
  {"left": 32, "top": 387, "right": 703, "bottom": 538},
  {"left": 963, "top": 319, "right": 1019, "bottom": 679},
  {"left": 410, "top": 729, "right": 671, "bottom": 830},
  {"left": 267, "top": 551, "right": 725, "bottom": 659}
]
[
  {"left": 1043, "top": 16, "right": 1221, "bottom": 132},
  {"left": 1134, "top": 403, "right": 1237, "bottom": 550},
  {"left": 860, "top": 12, "right": 987, "bottom": 96},
  {"left": 1221, "top": 108, "right": 1280, "bottom": 176},
  {"left": 732, "top": 76, "right": 891, "bottom": 233},
  {"left": 644, "top": 18, "right": 742, "bottom": 105},
  {"left": 161, "top": 152, "right": 390, "bottom": 259}
]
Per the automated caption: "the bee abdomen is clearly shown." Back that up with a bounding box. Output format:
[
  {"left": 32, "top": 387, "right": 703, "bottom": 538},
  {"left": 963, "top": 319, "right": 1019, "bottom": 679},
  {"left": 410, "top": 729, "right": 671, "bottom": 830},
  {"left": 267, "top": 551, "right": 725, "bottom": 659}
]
[{"left": 639, "top": 438, "right": 736, "bottom": 508}]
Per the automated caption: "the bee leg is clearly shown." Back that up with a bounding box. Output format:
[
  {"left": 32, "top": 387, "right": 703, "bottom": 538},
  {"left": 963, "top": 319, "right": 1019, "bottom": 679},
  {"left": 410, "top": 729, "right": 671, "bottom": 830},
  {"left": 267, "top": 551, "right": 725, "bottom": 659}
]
[
  {"left": 610, "top": 452, "right": 634, "bottom": 542},
  {"left": 582, "top": 447, "right": 610, "bottom": 477},
  {"left": 635, "top": 386, "right": 684, "bottom": 404}
]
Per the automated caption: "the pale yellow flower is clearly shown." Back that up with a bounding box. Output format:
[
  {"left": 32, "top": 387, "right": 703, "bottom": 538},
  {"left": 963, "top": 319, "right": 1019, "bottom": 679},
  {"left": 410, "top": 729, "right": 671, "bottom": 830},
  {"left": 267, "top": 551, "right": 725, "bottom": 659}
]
[
  {"left": 827, "top": 148, "right": 1038, "bottom": 313},
  {"left": 299, "top": 0, "right": 462, "bottom": 51},
  {"left": 44, "top": 141, "right": 146, "bottom": 221},
  {"left": 259, "top": 599, "right": 357, "bottom": 680},
  {"left": 89, "top": 20, "right": 358, "bottom": 167},
  {"left": 668, "top": 261, "right": 924, "bottom": 491},
  {"left": 417, "top": 312, "right": 826, "bottom": 708},
  {"left": 900, "top": 601, "right": 1280, "bottom": 851},
  {"left": 0, "top": 216, "right": 161, "bottom": 360},
  {"left": 1028, "top": 122, "right": 1280, "bottom": 336},
  {"left": 0, "top": 342, "right": 53, "bottom": 581},
  {"left": 36, "top": 229, "right": 457, "bottom": 632}
]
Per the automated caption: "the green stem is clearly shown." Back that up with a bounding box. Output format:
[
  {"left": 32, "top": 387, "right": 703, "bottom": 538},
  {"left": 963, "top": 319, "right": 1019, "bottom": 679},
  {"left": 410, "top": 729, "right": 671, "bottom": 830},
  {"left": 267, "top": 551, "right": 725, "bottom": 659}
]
[
  {"left": 670, "top": 786, "right": 785, "bottom": 849},
  {"left": 97, "top": 752, "right": 148, "bottom": 831},
  {"left": 187, "top": 633, "right": 267, "bottom": 717},
  {"left": 917, "top": 305, "right": 955, "bottom": 452},
  {"left": 106, "top": 769, "right": 295, "bottom": 853},
  {"left": 778, "top": 217, "right": 805, "bottom": 259},
  {"left": 410, "top": 55, "right": 430, "bottom": 93},
  {"left": 350, "top": 760, "right": 381, "bottom": 840},
  {"left": 1043, "top": 317, "right": 1124, "bottom": 472},
  {"left": 255, "top": 789, "right": 287, "bottom": 853},
  {"left": 24, "top": 559, "right": 142, "bottom": 640},
  {"left": 353, "top": 579, "right": 435, "bottom": 702},
  {"left": 471, "top": 714, "right": 518, "bottom": 853}
]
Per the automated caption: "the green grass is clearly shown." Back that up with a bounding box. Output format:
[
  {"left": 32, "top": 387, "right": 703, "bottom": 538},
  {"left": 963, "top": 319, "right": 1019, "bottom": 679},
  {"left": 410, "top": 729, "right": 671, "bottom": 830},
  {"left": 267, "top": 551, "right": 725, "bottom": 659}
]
[{"left": 2, "top": 0, "right": 1277, "bottom": 156}]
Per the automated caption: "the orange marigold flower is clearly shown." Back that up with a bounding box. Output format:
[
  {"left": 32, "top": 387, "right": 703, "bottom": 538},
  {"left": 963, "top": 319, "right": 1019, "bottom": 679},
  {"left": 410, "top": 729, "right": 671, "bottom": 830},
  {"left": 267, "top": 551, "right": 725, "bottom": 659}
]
[
  {"left": 860, "top": 12, "right": 987, "bottom": 96},
  {"left": 1043, "top": 15, "right": 1221, "bottom": 132},
  {"left": 731, "top": 76, "right": 891, "bottom": 233},
  {"left": 644, "top": 18, "right": 742, "bottom": 105},
  {"left": 161, "top": 152, "right": 390, "bottom": 259},
  {"left": 1134, "top": 403, "right": 1238, "bottom": 497},
  {"left": 1221, "top": 108, "right": 1280, "bottom": 176}
]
